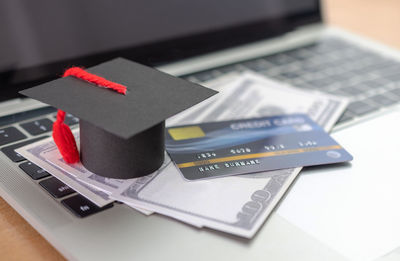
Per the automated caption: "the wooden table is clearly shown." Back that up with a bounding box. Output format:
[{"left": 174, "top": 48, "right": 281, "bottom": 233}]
[{"left": 1, "top": 1, "right": 399, "bottom": 260}]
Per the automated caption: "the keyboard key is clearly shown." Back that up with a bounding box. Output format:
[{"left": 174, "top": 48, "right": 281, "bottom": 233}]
[
  {"left": 0, "top": 127, "right": 26, "bottom": 146},
  {"left": 368, "top": 94, "right": 398, "bottom": 106},
  {"left": 347, "top": 101, "right": 377, "bottom": 116},
  {"left": 53, "top": 113, "right": 80, "bottom": 126},
  {"left": 265, "top": 54, "right": 294, "bottom": 65},
  {"left": 20, "top": 118, "right": 53, "bottom": 135},
  {"left": 242, "top": 59, "right": 271, "bottom": 72},
  {"left": 339, "top": 86, "right": 363, "bottom": 95},
  {"left": 385, "top": 73, "right": 400, "bottom": 82},
  {"left": 300, "top": 62, "right": 324, "bottom": 73},
  {"left": 304, "top": 78, "right": 333, "bottom": 89},
  {"left": 39, "top": 177, "right": 75, "bottom": 198},
  {"left": 338, "top": 111, "right": 354, "bottom": 124},
  {"left": 61, "top": 195, "right": 113, "bottom": 218},
  {"left": 366, "top": 61, "right": 399, "bottom": 74},
  {"left": 284, "top": 49, "right": 311, "bottom": 60},
  {"left": 362, "top": 78, "right": 390, "bottom": 90},
  {"left": 216, "top": 65, "right": 237, "bottom": 74},
  {"left": 64, "top": 113, "right": 79, "bottom": 126},
  {"left": 278, "top": 71, "right": 301, "bottom": 79},
  {"left": 193, "top": 71, "right": 215, "bottom": 82},
  {"left": 329, "top": 72, "right": 357, "bottom": 83},
  {"left": 351, "top": 66, "right": 377, "bottom": 75},
  {"left": 19, "top": 161, "right": 50, "bottom": 180},
  {"left": 353, "top": 83, "right": 376, "bottom": 92},
  {"left": 373, "top": 65, "right": 400, "bottom": 78},
  {"left": 291, "top": 80, "right": 315, "bottom": 89},
  {"left": 389, "top": 88, "right": 400, "bottom": 97},
  {"left": 1, "top": 136, "right": 48, "bottom": 162}
]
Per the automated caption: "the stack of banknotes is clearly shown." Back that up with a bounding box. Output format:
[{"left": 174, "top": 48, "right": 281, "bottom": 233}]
[{"left": 17, "top": 72, "right": 348, "bottom": 238}]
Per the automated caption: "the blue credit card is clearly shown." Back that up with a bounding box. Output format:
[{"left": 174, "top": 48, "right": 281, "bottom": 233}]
[{"left": 166, "top": 114, "right": 353, "bottom": 181}]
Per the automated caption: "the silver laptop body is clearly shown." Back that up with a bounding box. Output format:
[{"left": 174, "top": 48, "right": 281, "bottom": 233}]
[{"left": 1, "top": 1, "right": 400, "bottom": 260}]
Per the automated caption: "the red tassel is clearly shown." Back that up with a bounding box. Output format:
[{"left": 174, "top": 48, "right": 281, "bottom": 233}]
[
  {"left": 52, "top": 67, "right": 127, "bottom": 164},
  {"left": 53, "top": 110, "right": 80, "bottom": 163}
]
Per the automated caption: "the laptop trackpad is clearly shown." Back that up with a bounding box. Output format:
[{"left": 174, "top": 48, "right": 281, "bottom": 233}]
[{"left": 277, "top": 108, "right": 400, "bottom": 261}]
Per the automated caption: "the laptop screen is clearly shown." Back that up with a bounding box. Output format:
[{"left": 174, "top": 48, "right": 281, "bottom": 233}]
[{"left": 0, "top": 0, "right": 320, "bottom": 101}]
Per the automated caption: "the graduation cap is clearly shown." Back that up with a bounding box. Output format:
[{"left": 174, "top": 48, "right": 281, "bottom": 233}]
[{"left": 20, "top": 58, "right": 217, "bottom": 179}]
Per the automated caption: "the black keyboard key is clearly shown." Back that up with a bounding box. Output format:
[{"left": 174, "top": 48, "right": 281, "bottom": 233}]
[
  {"left": 0, "top": 127, "right": 27, "bottom": 146},
  {"left": 363, "top": 79, "right": 390, "bottom": 90},
  {"left": 304, "top": 78, "right": 333, "bottom": 89},
  {"left": 53, "top": 113, "right": 79, "bottom": 126},
  {"left": 242, "top": 59, "right": 271, "bottom": 72},
  {"left": 337, "top": 111, "right": 354, "bottom": 124},
  {"left": 339, "top": 86, "right": 363, "bottom": 95},
  {"left": 329, "top": 72, "right": 357, "bottom": 83},
  {"left": 61, "top": 195, "right": 113, "bottom": 218},
  {"left": 39, "top": 177, "right": 75, "bottom": 198},
  {"left": 347, "top": 101, "right": 377, "bottom": 116},
  {"left": 389, "top": 88, "right": 400, "bottom": 98},
  {"left": 368, "top": 94, "right": 398, "bottom": 106},
  {"left": 217, "top": 65, "right": 238, "bottom": 74},
  {"left": 385, "top": 73, "right": 400, "bottom": 82},
  {"left": 19, "top": 161, "right": 50, "bottom": 180},
  {"left": 20, "top": 118, "right": 53, "bottom": 135},
  {"left": 278, "top": 71, "right": 302, "bottom": 79},
  {"left": 366, "top": 61, "right": 399, "bottom": 75},
  {"left": 300, "top": 62, "right": 324, "bottom": 73},
  {"left": 265, "top": 54, "right": 294, "bottom": 65},
  {"left": 64, "top": 113, "right": 79, "bottom": 126},
  {"left": 284, "top": 49, "right": 311, "bottom": 60},
  {"left": 1, "top": 136, "right": 48, "bottom": 162},
  {"left": 353, "top": 83, "right": 376, "bottom": 92},
  {"left": 373, "top": 65, "right": 400, "bottom": 78},
  {"left": 193, "top": 71, "right": 215, "bottom": 82},
  {"left": 352, "top": 65, "right": 378, "bottom": 75}
]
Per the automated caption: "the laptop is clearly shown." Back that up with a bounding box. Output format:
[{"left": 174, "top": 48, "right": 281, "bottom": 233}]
[{"left": 1, "top": 1, "right": 400, "bottom": 260}]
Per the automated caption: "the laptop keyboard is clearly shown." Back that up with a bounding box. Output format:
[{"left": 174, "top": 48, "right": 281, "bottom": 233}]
[
  {"left": 186, "top": 38, "right": 400, "bottom": 124},
  {"left": 1, "top": 37, "right": 400, "bottom": 219},
  {"left": 0, "top": 112, "right": 114, "bottom": 218}
]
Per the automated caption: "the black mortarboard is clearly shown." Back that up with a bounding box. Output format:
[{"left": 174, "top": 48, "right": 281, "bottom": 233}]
[{"left": 20, "top": 58, "right": 217, "bottom": 179}]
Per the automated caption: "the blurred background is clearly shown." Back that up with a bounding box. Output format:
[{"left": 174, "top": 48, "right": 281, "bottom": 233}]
[{"left": 324, "top": 0, "right": 400, "bottom": 49}]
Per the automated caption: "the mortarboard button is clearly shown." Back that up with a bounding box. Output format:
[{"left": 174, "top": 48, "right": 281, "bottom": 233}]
[{"left": 20, "top": 58, "right": 217, "bottom": 179}]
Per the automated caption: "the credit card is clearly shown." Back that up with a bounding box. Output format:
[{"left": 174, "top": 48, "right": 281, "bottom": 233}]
[{"left": 166, "top": 114, "right": 353, "bottom": 181}]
